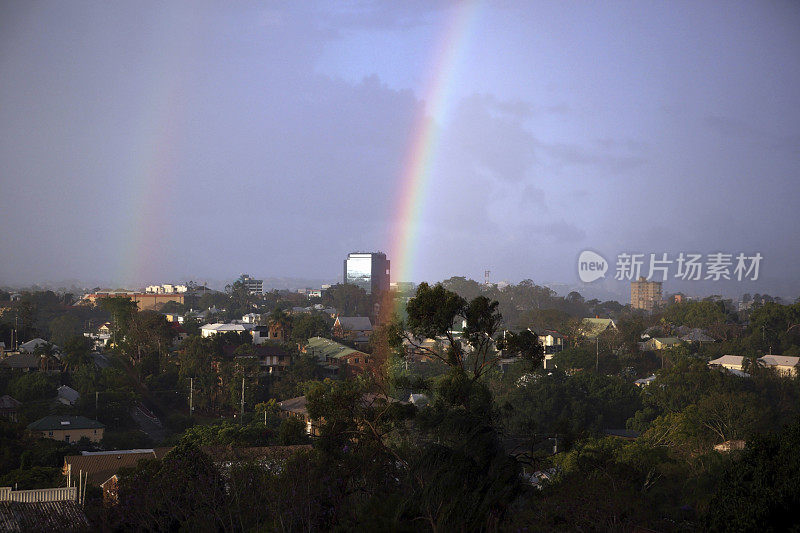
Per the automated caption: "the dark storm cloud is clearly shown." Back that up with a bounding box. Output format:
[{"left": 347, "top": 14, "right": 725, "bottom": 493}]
[{"left": 1, "top": 1, "right": 799, "bottom": 298}]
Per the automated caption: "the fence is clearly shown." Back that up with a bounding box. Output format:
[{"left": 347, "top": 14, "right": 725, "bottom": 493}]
[{"left": 0, "top": 486, "right": 77, "bottom": 502}]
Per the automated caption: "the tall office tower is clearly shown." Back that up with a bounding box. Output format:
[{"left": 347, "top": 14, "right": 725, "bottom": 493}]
[
  {"left": 343, "top": 252, "right": 390, "bottom": 295},
  {"left": 630, "top": 276, "right": 663, "bottom": 311}
]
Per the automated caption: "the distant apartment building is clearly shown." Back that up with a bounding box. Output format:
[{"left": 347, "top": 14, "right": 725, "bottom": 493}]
[
  {"left": 80, "top": 292, "right": 184, "bottom": 311},
  {"left": 343, "top": 252, "right": 390, "bottom": 295},
  {"left": 145, "top": 284, "right": 188, "bottom": 294},
  {"left": 630, "top": 277, "right": 663, "bottom": 311},
  {"left": 240, "top": 274, "right": 263, "bottom": 295}
]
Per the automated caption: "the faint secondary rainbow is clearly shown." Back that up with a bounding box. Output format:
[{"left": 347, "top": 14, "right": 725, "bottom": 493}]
[
  {"left": 117, "top": 8, "right": 201, "bottom": 286},
  {"left": 388, "top": 1, "right": 481, "bottom": 291}
]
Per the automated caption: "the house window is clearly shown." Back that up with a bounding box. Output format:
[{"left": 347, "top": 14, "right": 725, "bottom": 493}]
[
  {"left": 65, "top": 435, "right": 70, "bottom": 443},
  {"left": 354, "top": 358, "right": 359, "bottom": 364},
  {"left": 48, "top": 431, "right": 53, "bottom": 437}
]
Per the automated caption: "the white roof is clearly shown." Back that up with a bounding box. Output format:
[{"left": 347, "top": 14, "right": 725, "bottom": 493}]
[
  {"left": 201, "top": 322, "right": 254, "bottom": 332},
  {"left": 634, "top": 375, "right": 657, "bottom": 384},
  {"left": 19, "top": 338, "right": 49, "bottom": 353},
  {"left": 759, "top": 355, "right": 800, "bottom": 367},
  {"left": 708, "top": 355, "right": 746, "bottom": 367}
]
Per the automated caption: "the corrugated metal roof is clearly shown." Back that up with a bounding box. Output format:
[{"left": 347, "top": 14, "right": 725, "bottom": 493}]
[
  {"left": 0, "top": 501, "right": 89, "bottom": 532},
  {"left": 305, "top": 337, "right": 367, "bottom": 361},
  {"left": 64, "top": 448, "right": 170, "bottom": 484}
]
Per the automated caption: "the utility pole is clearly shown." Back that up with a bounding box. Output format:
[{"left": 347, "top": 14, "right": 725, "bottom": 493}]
[
  {"left": 95, "top": 392, "right": 98, "bottom": 420},
  {"left": 189, "top": 378, "right": 193, "bottom": 417},
  {"left": 240, "top": 376, "right": 245, "bottom": 420},
  {"left": 595, "top": 337, "right": 599, "bottom": 373}
]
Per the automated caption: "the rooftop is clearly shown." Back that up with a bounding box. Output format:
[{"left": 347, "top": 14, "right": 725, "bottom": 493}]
[
  {"left": 28, "top": 416, "right": 105, "bottom": 432},
  {"left": 305, "top": 336, "right": 367, "bottom": 361}
]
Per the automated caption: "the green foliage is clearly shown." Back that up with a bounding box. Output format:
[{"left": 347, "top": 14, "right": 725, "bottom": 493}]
[
  {"left": 101, "top": 429, "right": 154, "bottom": 450},
  {"left": 9, "top": 372, "right": 57, "bottom": 402},
  {"left": 403, "top": 283, "right": 506, "bottom": 379},
  {"left": 662, "top": 300, "right": 729, "bottom": 328},
  {"left": 497, "top": 371, "right": 642, "bottom": 438},
  {"left": 179, "top": 418, "right": 278, "bottom": 447},
  {"left": 322, "top": 283, "right": 373, "bottom": 316},
  {"left": 47, "top": 314, "right": 81, "bottom": 347},
  {"left": 497, "top": 329, "right": 544, "bottom": 366},
  {"left": 277, "top": 416, "right": 307, "bottom": 445},
  {"left": 705, "top": 418, "right": 800, "bottom": 531},
  {"left": 0, "top": 466, "right": 64, "bottom": 490},
  {"left": 112, "top": 442, "right": 232, "bottom": 531},
  {"left": 98, "top": 296, "right": 138, "bottom": 336},
  {"left": 290, "top": 312, "right": 331, "bottom": 343},
  {"left": 406, "top": 282, "right": 466, "bottom": 340},
  {"left": 271, "top": 353, "right": 320, "bottom": 400}
]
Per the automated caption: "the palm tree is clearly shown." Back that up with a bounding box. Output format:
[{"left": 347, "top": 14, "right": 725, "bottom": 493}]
[{"left": 268, "top": 308, "right": 293, "bottom": 342}]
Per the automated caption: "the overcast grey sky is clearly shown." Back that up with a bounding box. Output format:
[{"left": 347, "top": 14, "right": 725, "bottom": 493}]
[{"left": 1, "top": 1, "right": 798, "bottom": 296}]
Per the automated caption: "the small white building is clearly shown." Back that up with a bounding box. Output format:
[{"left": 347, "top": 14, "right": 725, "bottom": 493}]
[
  {"left": 200, "top": 323, "right": 254, "bottom": 338},
  {"left": 708, "top": 355, "right": 746, "bottom": 372},
  {"left": 242, "top": 313, "right": 260, "bottom": 324},
  {"left": 758, "top": 355, "right": 800, "bottom": 377}
]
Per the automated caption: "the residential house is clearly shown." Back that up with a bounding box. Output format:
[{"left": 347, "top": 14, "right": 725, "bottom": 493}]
[
  {"left": 251, "top": 326, "right": 269, "bottom": 345},
  {"left": 222, "top": 343, "right": 292, "bottom": 373},
  {"left": 19, "top": 338, "right": 50, "bottom": 353},
  {"left": 0, "top": 353, "right": 44, "bottom": 372},
  {"left": 63, "top": 448, "right": 173, "bottom": 505},
  {"left": 0, "top": 395, "right": 22, "bottom": 422},
  {"left": 278, "top": 396, "right": 319, "bottom": 436},
  {"left": 170, "top": 323, "right": 188, "bottom": 345},
  {"left": 538, "top": 330, "right": 565, "bottom": 370},
  {"left": 679, "top": 328, "right": 716, "bottom": 344},
  {"left": 708, "top": 355, "right": 747, "bottom": 373},
  {"left": 758, "top": 355, "right": 800, "bottom": 377},
  {"left": 714, "top": 440, "right": 746, "bottom": 452},
  {"left": 98, "top": 323, "right": 112, "bottom": 335},
  {"left": 200, "top": 323, "right": 255, "bottom": 338},
  {"left": 332, "top": 316, "right": 373, "bottom": 349},
  {"left": 163, "top": 314, "right": 184, "bottom": 324},
  {"left": 640, "top": 337, "right": 681, "bottom": 351},
  {"left": 580, "top": 318, "right": 617, "bottom": 339},
  {"left": 304, "top": 337, "right": 371, "bottom": 378},
  {"left": 402, "top": 336, "right": 442, "bottom": 364},
  {"left": 538, "top": 330, "right": 566, "bottom": 355},
  {"left": 94, "top": 445, "right": 311, "bottom": 505},
  {"left": 28, "top": 416, "right": 105, "bottom": 443},
  {"left": 407, "top": 393, "right": 429, "bottom": 408},
  {"left": 57, "top": 386, "right": 80, "bottom": 406},
  {"left": 241, "top": 313, "right": 260, "bottom": 324}
]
